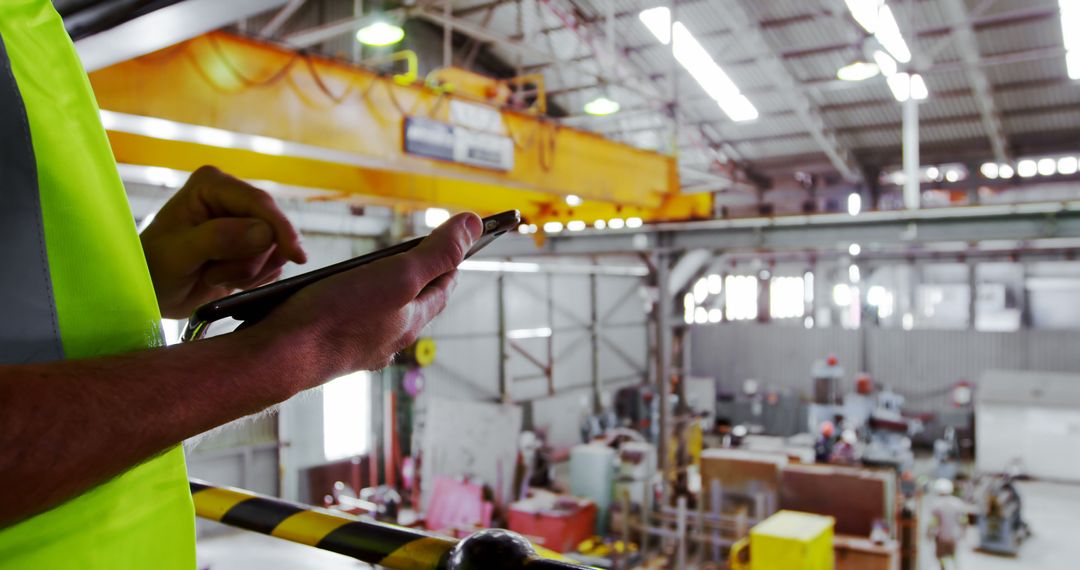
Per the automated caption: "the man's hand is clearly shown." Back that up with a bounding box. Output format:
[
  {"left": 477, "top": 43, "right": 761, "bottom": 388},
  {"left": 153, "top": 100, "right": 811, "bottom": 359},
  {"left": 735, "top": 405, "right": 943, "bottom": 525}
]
[
  {"left": 140, "top": 166, "right": 307, "bottom": 318},
  {"left": 244, "top": 211, "right": 483, "bottom": 392}
]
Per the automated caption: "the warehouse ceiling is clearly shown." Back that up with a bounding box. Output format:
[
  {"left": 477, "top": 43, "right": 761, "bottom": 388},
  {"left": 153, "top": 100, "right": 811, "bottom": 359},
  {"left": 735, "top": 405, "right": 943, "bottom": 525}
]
[{"left": 65, "top": 0, "right": 1080, "bottom": 189}]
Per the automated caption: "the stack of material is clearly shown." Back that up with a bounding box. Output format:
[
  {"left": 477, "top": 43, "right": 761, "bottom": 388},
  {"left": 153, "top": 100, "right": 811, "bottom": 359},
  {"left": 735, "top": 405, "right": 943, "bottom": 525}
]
[
  {"left": 779, "top": 464, "right": 896, "bottom": 537},
  {"left": 699, "top": 448, "right": 787, "bottom": 517}
]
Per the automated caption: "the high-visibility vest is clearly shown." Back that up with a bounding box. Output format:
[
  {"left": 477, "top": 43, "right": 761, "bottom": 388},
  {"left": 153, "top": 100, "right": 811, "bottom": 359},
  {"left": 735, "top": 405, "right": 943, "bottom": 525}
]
[{"left": 0, "top": 1, "right": 195, "bottom": 567}]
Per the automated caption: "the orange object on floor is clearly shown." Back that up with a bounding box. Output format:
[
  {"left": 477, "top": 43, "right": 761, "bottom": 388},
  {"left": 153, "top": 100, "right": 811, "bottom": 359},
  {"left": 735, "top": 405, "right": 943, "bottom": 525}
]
[{"left": 508, "top": 494, "right": 596, "bottom": 553}]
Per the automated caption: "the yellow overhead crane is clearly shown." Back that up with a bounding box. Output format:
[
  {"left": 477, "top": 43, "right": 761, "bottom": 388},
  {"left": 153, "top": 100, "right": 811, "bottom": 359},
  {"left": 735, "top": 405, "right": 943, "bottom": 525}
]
[{"left": 89, "top": 32, "right": 710, "bottom": 230}]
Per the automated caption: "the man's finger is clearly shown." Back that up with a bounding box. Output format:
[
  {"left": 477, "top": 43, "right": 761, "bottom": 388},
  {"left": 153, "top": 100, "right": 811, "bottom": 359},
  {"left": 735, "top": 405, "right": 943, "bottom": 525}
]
[
  {"left": 181, "top": 218, "right": 277, "bottom": 270},
  {"left": 409, "top": 270, "right": 459, "bottom": 327},
  {"left": 192, "top": 166, "right": 307, "bottom": 264},
  {"left": 397, "top": 213, "right": 481, "bottom": 294},
  {"left": 202, "top": 248, "right": 284, "bottom": 286}
]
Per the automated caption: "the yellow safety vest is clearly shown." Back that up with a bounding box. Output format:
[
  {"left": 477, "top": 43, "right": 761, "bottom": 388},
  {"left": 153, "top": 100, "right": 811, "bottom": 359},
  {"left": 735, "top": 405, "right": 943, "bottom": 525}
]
[{"left": 0, "top": 1, "right": 195, "bottom": 567}]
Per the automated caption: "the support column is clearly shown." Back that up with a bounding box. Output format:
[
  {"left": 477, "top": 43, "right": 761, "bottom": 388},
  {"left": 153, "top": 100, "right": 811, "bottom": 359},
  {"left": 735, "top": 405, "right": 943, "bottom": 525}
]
[
  {"left": 590, "top": 271, "right": 601, "bottom": 414},
  {"left": 497, "top": 272, "right": 508, "bottom": 402},
  {"left": 903, "top": 96, "right": 921, "bottom": 210},
  {"left": 653, "top": 247, "right": 673, "bottom": 506}
]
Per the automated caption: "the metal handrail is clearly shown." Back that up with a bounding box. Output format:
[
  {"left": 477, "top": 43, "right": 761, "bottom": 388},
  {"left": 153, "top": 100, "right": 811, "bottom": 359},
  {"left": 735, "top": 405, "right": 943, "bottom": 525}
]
[{"left": 190, "top": 480, "right": 587, "bottom": 570}]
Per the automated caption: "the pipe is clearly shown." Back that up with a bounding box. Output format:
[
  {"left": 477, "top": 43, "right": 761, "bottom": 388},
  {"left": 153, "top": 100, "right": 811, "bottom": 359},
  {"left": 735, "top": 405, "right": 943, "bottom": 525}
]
[{"left": 189, "top": 480, "right": 585, "bottom": 569}]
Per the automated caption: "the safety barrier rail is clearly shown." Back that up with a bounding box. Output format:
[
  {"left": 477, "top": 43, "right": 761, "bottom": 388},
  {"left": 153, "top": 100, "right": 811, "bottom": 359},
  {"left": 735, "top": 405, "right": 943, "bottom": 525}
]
[{"left": 190, "top": 480, "right": 588, "bottom": 570}]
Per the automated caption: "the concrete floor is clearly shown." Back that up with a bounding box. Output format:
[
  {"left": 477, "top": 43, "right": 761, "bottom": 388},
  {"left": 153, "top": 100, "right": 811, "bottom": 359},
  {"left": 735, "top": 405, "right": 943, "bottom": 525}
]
[
  {"left": 919, "top": 480, "right": 1080, "bottom": 570},
  {"left": 198, "top": 479, "right": 1080, "bottom": 570}
]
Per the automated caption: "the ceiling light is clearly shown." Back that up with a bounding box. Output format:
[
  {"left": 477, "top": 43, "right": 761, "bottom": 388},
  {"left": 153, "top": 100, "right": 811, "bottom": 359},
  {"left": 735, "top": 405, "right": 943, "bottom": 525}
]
[
  {"left": 708, "top": 308, "right": 723, "bottom": 323},
  {"left": 641, "top": 8, "right": 758, "bottom": 123},
  {"left": 518, "top": 224, "right": 531, "bottom": 234},
  {"left": 565, "top": 194, "right": 582, "bottom": 206},
  {"left": 608, "top": 218, "right": 625, "bottom": 229},
  {"left": 626, "top": 217, "right": 643, "bottom": 228},
  {"left": 694, "top": 306, "right": 708, "bottom": 324},
  {"left": 833, "top": 283, "right": 853, "bottom": 306},
  {"left": 849, "top": 243, "right": 862, "bottom": 256},
  {"left": 693, "top": 278, "right": 709, "bottom": 304},
  {"left": 584, "top": 96, "right": 620, "bottom": 116},
  {"left": 873, "top": 50, "right": 898, "bottom": 77},
  {"left": 639, "top": 7, "right": 672, "bottom": 45},
  {"left": 998, "top": 164, "right": 1015, "bottom": 179},
  {"left": 925, "top": 166, "right": 940, "bottom": 180},
  {"left": 1038, "top": 157, "right": 1057, "bottom": 176},
  {"left": 424, "top": 208, "right": 450, "bottom": 228},
  {"left": 849, "top": 264, "right": 861, "bottom": 283},
  {"left": 250, "top": 136, "right": 285, "bottom": 155},
  {"left": 845, "top": 0, "right": 883, "bottom": 33},
  {"left": 980, "top": 162, "right": 999, "bottom": 179},
  {"left": 1060, "top": 1, "right": 1080, "bottom": 79},
  {"left": 1058, "top": 156, "right": 1079, "bottom": 176},
  {"left": 355, "top": 20, "right": 404, "bottom": 46},
  {"left": 887, "top": 72, "right": 911, "bottom": 102},
  {"left": 874, "top": 4, "right": 911, "bottom": 63},
  {"left": 567, "top": 220, "right": 586, "bottom": 231},
  {"left": 909, "top": 73, "right": 928, "bottom": 100},
  {"left": 1017, "top": 159, "right": 1038, "bottom": 178},
  {"left": 543, "top": 221, "right": 564, "bottom": 233},
  {"left": 193, "top": 126, "right": 235, "bottom": 148},
  {"left": 847, "top": 192, "right": 862, "bottom": 216},
  {"left": 945, "top": 168, "right": 961, "bottom": 183},
  {"left": 707, "top": 274, "right": 723, "bottom": 294},
  {"left": 837, "top": 60, "right": 880, "bottom": 82},
  {"left": 594, "top": 219, "right": 606, "bottom": 230}
]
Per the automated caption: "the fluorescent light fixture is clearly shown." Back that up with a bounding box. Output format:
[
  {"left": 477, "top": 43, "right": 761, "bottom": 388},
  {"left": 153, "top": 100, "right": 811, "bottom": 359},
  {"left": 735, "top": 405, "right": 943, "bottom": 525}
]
[
  {"left": 1038, "top": 157, "right": 1057, "bottom": 176},
  {"left": 459, "top": 260, "right": 541, "bottom": 273},
  {"left": 608, "top": 218, "right": 625, "bottom": 229},
  {"left": 833, "top": 283, "right": 853, "bottom": 306},
  {"left": 355, "top": 20, "right": 404, "bottom": 46},
  {"left": 887, "top": 72, "right": 911, "bottom": 102},
  {"left": 1017, "top": 159, "right": 1038, "bottom": 178},
  {"left": 849, "top": 264, "right": 861, "bottom": 283},
  {"left": 1061, "top": 0, "right": 1080, "bottom": 79},
  {"left": 909, "top": 73, "right": 928, "bottom": 100},
  {"left": 251, "top": 135, "right": 285, "bottom": 155},
  {"left": 193, "top": 126, "right": 235, "bottom": 148},
  {"left": 626, "top": 217, "right": 643, "bottom": 228},
  {"left": 593, "top": 219, "right": 606, "bottom": 230},
  {"left": 980, "top": 162, "right": 999, "bottom": 179},
  {"left": 543, "top": 221, "right": 564, "bottom": 233},
  {"left": 694, "top": 306, "right": 708, "bottom": 324},
  {"left": 640, "top": 8, "right": 758, "bottom": 122},
  {"left": 945, "top": 168, "right": 961, "bottom": 183},
  {"left": 1058, "top": 156, "right": 1079, "bottom": 176},
  {"left": 424, "top": 207, "right": 450, "bottom": 228},
  {"left": 143, "top": 117, "right": 180, "bottom": 139},
  {"left": 707, "top": 274, "right": 723, "bottom": 295},
  {"left": 638, "top": 7, "right": 671, "bottom": 44},
  {"left": 518, "top": 224, "right": 531, "bottom": 234},
  {"left": 565, "top": 194, "right": 582, "bottom": 206},
  {"left": 874, "top": 4, "right": 911, "bottom": 63},
  {"left": 873, "top": 50, "right": 898, "bottom": 77},
  {"left": 837, "top": 60, "right": 880, "bottom": 82},
  {"left": 567, "top": 220, "right": 586, "bottom": 231},
  {"left": 847, "top": 192, "right": 862, "bottom": 216},
  {"left": 999, "top": 164, "right": 1015, "bottom": 179},
  {"left": 845, "top": 0, "right": 883, "bottom": 33},
  {"left": 708, "top": 308, "right": 723, "bottom": 323},
  {"left": 693, "top": 278, "right": 709, "bottom": 304},
  {"left": 506, "top": 327, "right": 553, "bottom": 340},
  {"left": 926, "top": 166, "right": 940, "bottom": 180},
  {"left": 584, "top": 96, "right": 620, "bottom": 116},
  {"left": 849, "top": 243, "right": 862, "bottom": 256}
]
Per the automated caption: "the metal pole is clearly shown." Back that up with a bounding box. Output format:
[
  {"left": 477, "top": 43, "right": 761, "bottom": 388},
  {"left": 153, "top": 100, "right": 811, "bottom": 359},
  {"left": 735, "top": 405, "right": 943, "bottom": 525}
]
[
  {"left": 590, "top": 271, "right": 601, "bottom": 414},
  {"left": 352, "top": 0, "right": 363, "bottom": 63},
  {"left": 902, "top": 95, "right": 920, "bottom": 210},
  {"left": 654, "top": 247, "right": 672, "bottom": 507},
  {"left": 676, "top": 495, "right": 688, "bottom": 570},
  {"left": 498, "top": 272, "right": 509, "bottom": 402},
  {"left": 190, "top": 480, "right": 586, "bottom": 569},
  {"left": 442, "top": 0, "right": 452, "bottom": 69}
]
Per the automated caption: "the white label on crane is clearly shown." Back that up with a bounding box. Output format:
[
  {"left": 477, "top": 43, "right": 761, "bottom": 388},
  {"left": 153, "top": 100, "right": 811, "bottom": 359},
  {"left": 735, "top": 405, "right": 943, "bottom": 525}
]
[{"left": 450, "top": 100, "right": 506, "bottom": 135}]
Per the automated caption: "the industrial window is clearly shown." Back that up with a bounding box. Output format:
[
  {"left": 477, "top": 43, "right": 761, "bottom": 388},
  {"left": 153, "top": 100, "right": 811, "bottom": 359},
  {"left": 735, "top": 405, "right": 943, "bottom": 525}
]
[
  {"left": 323, "top": 371, "right": 372, "bottom": 461},
  {"left": 725, "top": 275, "right": 758, "bottom": 321},
  {"left": 770, "top": 276, "right": 806, "bottom": 319}
]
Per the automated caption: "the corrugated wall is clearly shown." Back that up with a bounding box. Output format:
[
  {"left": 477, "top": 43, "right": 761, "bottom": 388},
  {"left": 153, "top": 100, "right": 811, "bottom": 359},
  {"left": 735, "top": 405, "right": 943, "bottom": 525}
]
[{"left": 691, "top": 324, "right": 1080, "bottom": 414}]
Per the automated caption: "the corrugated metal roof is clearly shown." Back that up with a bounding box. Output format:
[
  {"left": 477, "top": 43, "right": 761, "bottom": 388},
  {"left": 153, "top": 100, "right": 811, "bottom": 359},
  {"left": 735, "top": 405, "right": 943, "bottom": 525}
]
[{"left": 274, "top": 0, "right": 1080, "bottom": 178}]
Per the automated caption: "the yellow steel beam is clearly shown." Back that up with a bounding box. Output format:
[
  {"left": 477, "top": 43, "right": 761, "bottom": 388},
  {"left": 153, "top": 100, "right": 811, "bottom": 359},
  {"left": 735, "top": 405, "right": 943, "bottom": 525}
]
[{"left": 89, "top": 32, "right": 709, "bottom": 224}]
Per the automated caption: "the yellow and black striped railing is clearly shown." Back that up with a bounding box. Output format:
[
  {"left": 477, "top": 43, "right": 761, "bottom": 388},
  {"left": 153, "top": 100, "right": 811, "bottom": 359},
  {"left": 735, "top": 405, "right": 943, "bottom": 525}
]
[{"left": 190, "top": 480, "right": 588, "bottom": 570}]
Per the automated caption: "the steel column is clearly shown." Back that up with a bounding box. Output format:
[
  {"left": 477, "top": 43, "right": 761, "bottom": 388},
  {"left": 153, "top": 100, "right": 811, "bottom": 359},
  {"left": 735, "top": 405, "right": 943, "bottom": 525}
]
[{"left": 902, "top": 96, "right": 921, "bottom": 210}]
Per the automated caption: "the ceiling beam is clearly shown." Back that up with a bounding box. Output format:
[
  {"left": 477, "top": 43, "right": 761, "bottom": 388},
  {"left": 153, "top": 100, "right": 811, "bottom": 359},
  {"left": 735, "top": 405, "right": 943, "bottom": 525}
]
[
  {"left": 940, "top": 0, "right": 1011, "bottom": 164},
  {"left": 259, "top": 0, "right": 307, "bottom": 37},
  {"left": 718, "top": 0, "right": 861, "bottom": 182}
]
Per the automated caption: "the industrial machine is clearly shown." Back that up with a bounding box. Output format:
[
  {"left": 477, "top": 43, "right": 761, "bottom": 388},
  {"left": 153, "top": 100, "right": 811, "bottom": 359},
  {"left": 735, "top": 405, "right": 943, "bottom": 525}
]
[
  {"left": 861, "top": 389, "right": 922, "bottom": 470},
  {"left": 975, "top": 473, "right": 1030, "bottom": 556}
]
